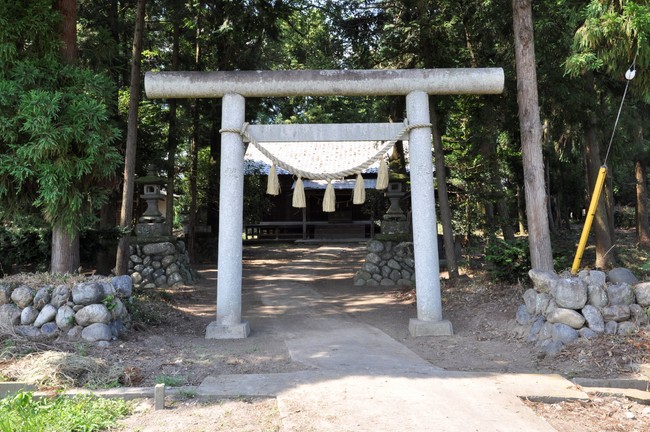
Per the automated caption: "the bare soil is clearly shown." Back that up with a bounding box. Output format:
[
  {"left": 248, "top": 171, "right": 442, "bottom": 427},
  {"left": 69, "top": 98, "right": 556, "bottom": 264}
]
[{"left": 2, "top": 242, "right": 650, "bottom": 431}]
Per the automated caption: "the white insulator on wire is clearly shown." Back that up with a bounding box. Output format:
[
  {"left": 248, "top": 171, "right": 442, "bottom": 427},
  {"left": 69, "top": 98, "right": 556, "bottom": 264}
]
[{"left": 625, "top": 68, "right": 636, "bottom": 80}]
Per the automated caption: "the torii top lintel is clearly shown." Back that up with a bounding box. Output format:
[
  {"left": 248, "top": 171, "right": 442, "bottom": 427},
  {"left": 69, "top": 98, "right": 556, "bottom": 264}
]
[{"left": 144, "top": 68, "right": 504, "bottom": 99}]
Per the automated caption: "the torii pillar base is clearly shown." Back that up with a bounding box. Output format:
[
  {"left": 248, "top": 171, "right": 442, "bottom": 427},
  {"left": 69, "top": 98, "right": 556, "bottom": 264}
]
[
  {"left": 409, "top": 318, "right": 453, "bottom": 337},
  {"left": 206, "top": 321, "right": 250, "bottom": 339}
]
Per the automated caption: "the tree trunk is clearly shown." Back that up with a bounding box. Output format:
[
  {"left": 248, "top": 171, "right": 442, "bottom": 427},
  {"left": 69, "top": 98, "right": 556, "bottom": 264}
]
[
  {"left": 56, "top": 0, "right": 78, "bottom": 63},
  {"left": 634, "top": 109, "right": 650, "bottom": 248},
  {"left": 516, "top": 183, "right": 526, "bottom": 234},
  {"left": 188, "top": 101, "right": 199, "bottom": 260},
  {"left": 115, "top": 0, "right": 146, "bottom": 275},
  {"left": 606, "top": 173, "right": 616, "bottom": 239},
  {"left": 430, "top": 98, "right": 458, "bottom": 279},
  {"left": 51, "top": 223, "right": 79, "bottom": 274},
  {"left": 636, "top": 159, "right": 650, "bottom": 248},
  {"left": 542, "top": 119, "right": 559, "bottom": 233},
  {"left": 50, "top": 0, "right": 79, "bottom": 274},
  {"left": 584, "top": 119, "right": 614, "bottom": 269},
  {"left": 165, "top": 14, "right": 181, "bottom": 236},
  {"left": 497, "top": 198, "right": 515, "bottom": 241},
  {"left": 165, "top": 103, "right": 178, "bottom": 236},
  {"left": 479, "top": 139, "right": 496, "bottom": 233},
  {"left": 512, "top": 0, "right": 553, "bottom": 270},
  {"left": 208, "top": 100, "right": 222, "bottom": 237},
  {"left": 187, "top": 7, "right": 202, "bottom": 261}
]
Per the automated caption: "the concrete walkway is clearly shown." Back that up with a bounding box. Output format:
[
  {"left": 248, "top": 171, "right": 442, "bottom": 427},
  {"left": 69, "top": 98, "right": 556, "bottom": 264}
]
[{"left": 198, "top": 245, "right": 587, "bottom": 431}]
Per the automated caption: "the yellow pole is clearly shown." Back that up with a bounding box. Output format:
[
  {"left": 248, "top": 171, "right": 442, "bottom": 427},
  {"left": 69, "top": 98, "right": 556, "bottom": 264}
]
[{"left": 571, "top": 166, "right": 608, "bottom": 274}]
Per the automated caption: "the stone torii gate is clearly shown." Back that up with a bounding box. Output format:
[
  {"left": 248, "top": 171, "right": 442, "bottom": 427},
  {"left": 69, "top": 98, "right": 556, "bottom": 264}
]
[{"left": 144, "top": 68, "right": 504, "bottom": 339}]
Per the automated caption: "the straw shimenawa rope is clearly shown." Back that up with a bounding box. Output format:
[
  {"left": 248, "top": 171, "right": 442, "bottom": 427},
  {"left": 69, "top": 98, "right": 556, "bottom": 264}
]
[{"left": 220, "top": 120, "right": 431, "bottom": 211}]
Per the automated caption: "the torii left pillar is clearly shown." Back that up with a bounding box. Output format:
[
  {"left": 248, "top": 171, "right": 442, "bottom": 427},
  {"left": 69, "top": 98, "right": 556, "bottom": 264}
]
[
  {"left": 144, "top": 68, "right": 504, "bottom": 339},
  {"left": 205, "top": 93, "right": 250, "bottom": 338}
]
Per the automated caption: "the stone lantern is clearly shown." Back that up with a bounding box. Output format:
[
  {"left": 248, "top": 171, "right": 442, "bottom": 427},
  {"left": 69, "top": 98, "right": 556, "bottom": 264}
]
[
  {"left": 380, "top": 181, "right": 410, "bottom": 235},
  {"left": 135, "top": 164, "right": 166, "bottom": 237}
]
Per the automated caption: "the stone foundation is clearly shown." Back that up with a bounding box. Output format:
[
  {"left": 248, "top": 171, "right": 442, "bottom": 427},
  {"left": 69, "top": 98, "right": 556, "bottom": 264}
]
[
  {"left": 128, "top": 238, "right": 196, "bottom": 289},
  {"left": 0, "top": 276, "right": 132, "bottom": 343},
  {"left": 515, "top": 267, "right": 650, "bottom": 357},
  {"left": 353, "top": 240, "right": 416, "bottom": 287}
]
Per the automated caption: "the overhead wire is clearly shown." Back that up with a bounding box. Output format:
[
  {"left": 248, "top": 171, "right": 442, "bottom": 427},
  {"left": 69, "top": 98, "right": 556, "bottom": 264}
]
[{"left": 603, "top": 50, "right": 638, "bottom": 166}]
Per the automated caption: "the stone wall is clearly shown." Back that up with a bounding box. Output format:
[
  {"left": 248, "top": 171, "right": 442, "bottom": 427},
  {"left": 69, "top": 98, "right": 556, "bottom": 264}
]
[
  {"left": 128, "top": 239, "right": 196, "bottom": 289},
  {"left": 515, "top": 267, "right": 650, "bottom": 357},
  {"left": 0, "top": 275, "right": 132, "bottom": 343},
  {"left": 353, "top": 240, "right": 416, "bottom": 287}
]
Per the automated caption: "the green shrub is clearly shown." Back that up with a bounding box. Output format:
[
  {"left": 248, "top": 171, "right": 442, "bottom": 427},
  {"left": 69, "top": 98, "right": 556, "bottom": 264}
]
[
  {"left": 0, "top": 226, "right": 51, "bottom": 275},
  {"left": 0, "top": 392, "right": 131, "bottom": 432},
  {"left": 484, "top": 237, "right": 531, "bottom": 283}
]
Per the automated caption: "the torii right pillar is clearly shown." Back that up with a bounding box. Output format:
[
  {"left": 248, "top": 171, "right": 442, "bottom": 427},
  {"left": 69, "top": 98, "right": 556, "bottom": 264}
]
[{"left": 406, "top": 91, "right": 453, "bottom": 336}]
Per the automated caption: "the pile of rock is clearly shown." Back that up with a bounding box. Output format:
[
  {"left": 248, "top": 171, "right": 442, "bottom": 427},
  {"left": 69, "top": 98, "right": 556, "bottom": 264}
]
[
  {"left": 516, "top": 267, "right": 650, "bottom": 356},
  {"left": 128, "top": 240, "right": 195, "bottom": 289},
  {"left": 0, "top": 275, "right": 132, "bottom": 343},
  {"left": 353, "top": 240, "right": 416, "bottom": 287}
]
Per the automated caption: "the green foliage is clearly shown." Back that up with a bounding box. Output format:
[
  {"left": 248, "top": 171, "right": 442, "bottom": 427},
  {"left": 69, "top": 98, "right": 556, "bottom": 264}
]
[
  {"left": 74, "top": 343, "right": 89, "bottom": 358},
  {"left": 566, "top": 0, "right": 650, "bottom": 100},
  {"left": 0, "top": 226, "right": 50, "bottom": 275},
  {"left": 0, "top": 1, "right": 122, "bottom": 234},
  {"left": 176, "top": 388, "right": 198, "bottom": 400},
  {"left": 484, "top": 238, "right": 531, "bottom": 283},
  {"left": 0, "top": 391, "right": 131, "bottom": 432},
  {"left": 102, "top": 295, "right": 117, "bottom": 312},
  {"left": 361, "top": 189, "right": 389, "bottom": 222},
  {"left": 155, "top": 375, "right": 185, "bottom": 387},
  {"left": 176, "top": 146, "right": 216, "bottom": 220},
  {"left": 0, "top": 339, "right": 16, "bottom": 362}
]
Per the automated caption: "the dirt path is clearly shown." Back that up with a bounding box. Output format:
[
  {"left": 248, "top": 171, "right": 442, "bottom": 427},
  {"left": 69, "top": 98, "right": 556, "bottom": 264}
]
[{"left": 93, "top": 243, "right": 646, "bottom": 386}]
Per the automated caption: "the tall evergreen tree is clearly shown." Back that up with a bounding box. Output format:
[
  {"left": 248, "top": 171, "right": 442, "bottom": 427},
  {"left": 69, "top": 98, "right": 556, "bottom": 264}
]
[
  {"left": 512, "top": 0, "right": 554, "bottom": 270},
  {"left": 116, "top": 0, "right": 147, "bottom": 275},
  {"left": 0, "top": 0, "right": 121, "bottom": 274},
  {"left": 566, "top": 0, "right": 650, "bottom": 266}
]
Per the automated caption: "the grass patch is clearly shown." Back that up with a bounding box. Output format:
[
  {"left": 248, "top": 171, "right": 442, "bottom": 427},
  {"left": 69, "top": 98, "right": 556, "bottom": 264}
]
[
  {"left": 0, "top": 391, "right": 131, "bottom": 432},
  {"left": 155, "top": 374, "right": 185, "bottom": 387},
  {"left": 0, "top": 340, "right": 16, "bottom": 361},
  {"left": 176, "top": 388, "right": 198, "bottom": 400}
]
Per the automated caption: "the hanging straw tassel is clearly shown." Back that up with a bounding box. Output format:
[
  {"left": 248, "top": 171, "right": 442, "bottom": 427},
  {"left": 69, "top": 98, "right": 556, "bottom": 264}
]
[
  {"left": 323, "top": 180, "right": 336, "bottom": 212},
  {"left": 292, "top": 177, "right": 306, "bottom": 208},
  {"left": 376, "top": 158, "right": 389, "bottom": 190},
  {"left": 266, "top": 164, "right": 280, "bottom": 195},
  {"left": 353, "top": 173, "right": 366, "bottom": 205}
]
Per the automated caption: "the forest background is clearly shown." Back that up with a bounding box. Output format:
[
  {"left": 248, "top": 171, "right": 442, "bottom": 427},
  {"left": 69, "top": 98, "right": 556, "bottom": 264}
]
[{"left": 0, "top": 0, "right": 649, "bottom": 278}]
